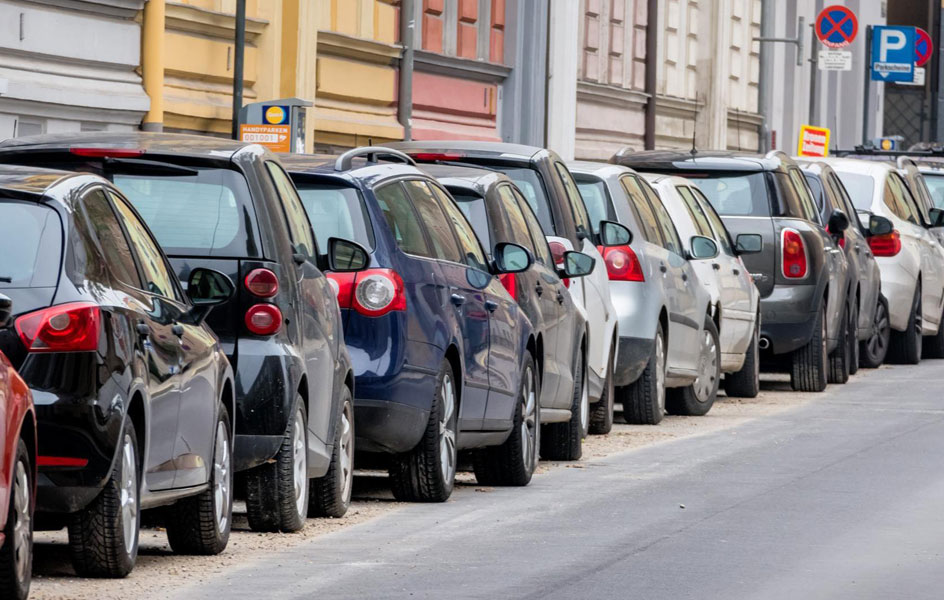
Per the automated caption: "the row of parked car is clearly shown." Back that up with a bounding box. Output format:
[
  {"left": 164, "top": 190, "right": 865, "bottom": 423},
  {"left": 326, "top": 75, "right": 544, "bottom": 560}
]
[{"left": 0, "top": 130, "right": 939, "bottom": 599}]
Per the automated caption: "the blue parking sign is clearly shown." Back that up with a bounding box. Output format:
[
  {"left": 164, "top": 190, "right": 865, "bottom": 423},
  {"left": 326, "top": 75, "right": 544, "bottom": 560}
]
[{"left": 871, "top": 26, "right": 916, "bottom": 82}]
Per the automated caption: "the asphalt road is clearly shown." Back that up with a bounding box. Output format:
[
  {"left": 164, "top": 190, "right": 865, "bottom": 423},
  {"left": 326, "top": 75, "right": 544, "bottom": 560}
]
[{"left": 174, "top": 363, "right": 944, "bottom": 600}]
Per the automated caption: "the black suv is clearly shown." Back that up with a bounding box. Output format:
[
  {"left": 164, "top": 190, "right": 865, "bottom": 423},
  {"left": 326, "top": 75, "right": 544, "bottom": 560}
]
[
  {"left": 612, "top": 150, "right": 851, "bottom": 392},
  {"left": 0, "top": 166, "right": 235, "bottom": 577},
  {"left": 0, "top": 133, "right": 369, "bottom": 529}
]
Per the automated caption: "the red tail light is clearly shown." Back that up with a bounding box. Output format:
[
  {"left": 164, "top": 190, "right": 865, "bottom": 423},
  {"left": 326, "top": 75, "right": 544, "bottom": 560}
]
[
  {"left": 16, "top": 303, "right": 101, "bottom": 353},
  {"left": 245, "top": 304, "right": 282, "bottom": 336},
  {"left": 244, "top": 268, "right": 279, "bottom": 298},
  {"left": 781, "top": 229, "right": 808, "bottom": 279},
  {"left": 599, "top": 246, "right": 645, "bottom": 282},
  {"left": 548, "top": 241, "right": 570, "bottom": 288},
  {"left": 38, "top": 456, "right": 89, "bottom": 468},
  {"left": 869, "top": 230, "right": 902, "bottom": 257},
  {"left": 328, "top": 269, "right": 406, "bottom": 317},
  {"left": 499, "top": 273, "right": 517, "bottom": 300},
  {"left": 70, "top": 147, "right": 144, "bottom": 158},
  {"left": 409, "top": 152, "right": 464, "bottom": 162}
]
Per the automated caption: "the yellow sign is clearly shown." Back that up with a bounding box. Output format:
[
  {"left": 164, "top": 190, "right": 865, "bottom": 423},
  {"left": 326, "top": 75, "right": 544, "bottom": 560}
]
[
  {"left": 797, "top": 125, "right": 831, "bottom": 157},
  {"left": 881, "top": 138, "right": 894, "bottom": 150},
  {"left": 240, "top": 124, "right": 291, "bottom": 153},
  {"left": 264, "top": 105, "right": 287, "bottom": 125}
]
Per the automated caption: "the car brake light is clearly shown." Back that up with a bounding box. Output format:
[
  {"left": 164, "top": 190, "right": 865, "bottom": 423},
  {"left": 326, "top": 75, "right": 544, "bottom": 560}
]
[
  {"left": 409, "top": 152, "right": 465, "bottom": 162},
  {"left": 326, "top": 272, "right": 357, "bottom": 308},
  {"left": 351, "top": 270, "right": 406, "bottom": 317},
  {"left": 499, "top": 273, "right": 517, "bottom": 301},
  {"left": 244, "top": 268, "right": 279, "bottom": 298},
  {"left": 16, "top": 303, "right": 101, "bottom": 353},
  {"left": 781, "top": 228, "right": 808, "bottom": 279},
  {"left": 245, "top": 304, "right": 282, "bottom": 336},
  {"left": 38, "top": 456, "right": 89, "bottom": 468},
  {"left": 548, "top": 241, "right": 570, "bottom": 288},
  {"left": 599, "top": 246, "right": 645, "bottom": 282},
  {"left": 869, "top": 230, "right": 902, "bottom": 257},
  {"left": 70, "top": 147, "right": 144, "bottom": 159}
]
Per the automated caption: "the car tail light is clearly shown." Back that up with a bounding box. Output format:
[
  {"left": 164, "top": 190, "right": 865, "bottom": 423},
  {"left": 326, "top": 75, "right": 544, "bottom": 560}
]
[
  {"left": 244, "top": 268, "right": 279, "bottom": 298},
  {"left": 16, "top": 303, "right": 101, "bottom": 353},
  {"left": 70, "top": 147, "right": 144, "bottom": 159},
  {"left": 869, "top": 230, "right": 902, "bottom": 257},
  {"left": 38, "top": 456, "right": 89, "bottom": 468},
  {"left": 781, "top": 228, "right": 808, "bottom": 279},
  {"left": 499, "top": 273, "right": 517, "bottom": 301},
  {"left": 351, "top": 270, "right": 406, "bottom": 317},
  {"left": 245, "top": 304, "right": 282, "bottom": 336},
  {"left": 599, "top": 246, "right": 645, "bottom": 282},
  {"left": 409, "top": 152, "right": 464, "bottom": 162},
  {"left": 326, "top": 272, "right": 357, "bottom": 307},
  {"left": 548, "top": 241, "right": 570, "bottom": 288}
]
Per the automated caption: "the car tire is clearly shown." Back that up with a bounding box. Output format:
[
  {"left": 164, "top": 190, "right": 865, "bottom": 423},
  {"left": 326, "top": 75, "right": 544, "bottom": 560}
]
[
  {"left": 848, "top": 299, "right": 860, "bottom": 375},
  {"left": 888, "top": 284, "right": 922, "bottom": 365},
  {"left": 828, "top": 303, "right": 851, "bottom": 384},
  {"left": 666, "top": 316, "right": 720, "bottom": 416},
  {"left": 245, "top": 397, "right": 308, "bottom": 533},
  {"left": 540, "top": 345, "right": 586, "bottom": 461},
  {"left": 860, "top": 296, "right": 890, "bottom": 368},
  {"left": 723, "top": 317, "right": 760, "bottom": 398},
  {"left": 473, "top": 352, "right": 540, "bottom": 486},
  {"left": 389, "top": 359, "right": 457, "bottom": 502},
  {"left": 921, "top": 304, "right": 944, "bottom": 359},
  {"left": 165, "top": 404, "right": 233, "bottom": 555},
  {"left": 309, "top": 386, "right": 355, "bottom": 518},
  {"left": 588, "top": 345, "right": 615, "bottom": 435},
  {"left": 622, "top": 323, "right": 665, "bottom": 425},
  {"left": 68, "top": 419, "right": 139, "bottom": 578},
  {"left": 791, "top": 299, "right": 828, "bottom": 392},
  {"left": 0, "top": 440, "right": 32, "bottom": 600}
]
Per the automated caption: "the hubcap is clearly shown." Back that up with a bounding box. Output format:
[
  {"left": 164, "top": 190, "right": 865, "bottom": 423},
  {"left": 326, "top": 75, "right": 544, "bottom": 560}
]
[
  {"left": 339, "top": 400, "right": 354, "bottom": 505},
  {"left": 119, "top": 435, "right": 138, "bottom": 555},
  {"left": 292, "top": 408, "right": 308, "bottom": 518},
  {"left": 12, "top": 458, "right": 30, "bottom": 584},
  {"left": 440, "top": 374, "right": 457, "bottom": 484},
  {"left": 520, "top": 365, "right": 537, "bottom": 473},
  {"left": 213, "top": 421, "right": 231, "bottom": 534},
  {"left": 693, "top": 328, "right": 718, "bottom": 401},
  {"left": 655, "top": 334, "right": 666, "bottom": 413}
]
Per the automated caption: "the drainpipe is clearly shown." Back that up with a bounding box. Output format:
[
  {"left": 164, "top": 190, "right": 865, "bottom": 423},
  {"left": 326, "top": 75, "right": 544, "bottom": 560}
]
[
  {"left": 398, "top": 0, "right": 414, "bottom": 140},
  {"left": 643, "top": 0, "right": 657, "bottom": 149},
  {"left": 232, "top": 0, "right": 246, "bottom": 140},
  {"left": 141, "top": 0, "right": 165, "bottom": 132},
  {"left": 757, "top": 0, "right": 773, "bottom": 152}
]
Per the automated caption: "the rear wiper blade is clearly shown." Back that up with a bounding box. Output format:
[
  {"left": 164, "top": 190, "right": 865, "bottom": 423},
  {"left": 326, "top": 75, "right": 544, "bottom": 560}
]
[
  {"left": 103, "top": 157, "right": 199, "bottom": 176},
  {"left": 0, "top": 277, "right": 11, "bottom": 283}
]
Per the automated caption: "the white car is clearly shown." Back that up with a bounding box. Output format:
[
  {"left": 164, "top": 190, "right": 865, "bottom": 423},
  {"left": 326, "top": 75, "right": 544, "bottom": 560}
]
[
  {"left": 643, "top": 174, "right": 762, "bottom": 396},
  {"left": 821, "top": 157, "right": 944, "bottom": 363}
]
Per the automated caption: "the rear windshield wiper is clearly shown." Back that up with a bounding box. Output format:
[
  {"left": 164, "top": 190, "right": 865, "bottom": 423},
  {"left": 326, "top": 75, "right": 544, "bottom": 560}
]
[
  {"left": 0, "top": 277, "right": 11, "bottom": 283},
  {"left": 103, "top": 157, "right": 199, "bottom": 177}
]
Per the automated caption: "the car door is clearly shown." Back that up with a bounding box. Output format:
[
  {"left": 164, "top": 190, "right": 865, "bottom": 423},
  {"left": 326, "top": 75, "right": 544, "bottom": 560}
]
[
  {"left": 404, "top": 180, "right": 491, "bottom": 431},
  {"left": 268, "top": 162, "right": 337, "bottom": 448},
  {"left": 81, "top": 189, "right": 183, "bottom": 491},
  {"left": 896, "top": 173, "right": 944, "bottom": 325}
]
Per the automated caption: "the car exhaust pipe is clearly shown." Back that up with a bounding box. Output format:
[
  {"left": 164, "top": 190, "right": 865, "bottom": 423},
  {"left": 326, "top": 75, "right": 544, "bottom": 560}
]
[{"left": 758, "top": 337, "right": 771, "bottom": 350}]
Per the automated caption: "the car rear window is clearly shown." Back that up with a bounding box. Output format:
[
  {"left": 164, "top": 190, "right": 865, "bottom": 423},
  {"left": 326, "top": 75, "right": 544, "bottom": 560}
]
[
  {"left": 923, "top": 173, "right": 944, "bottom": 209},
  {"left": 833, "top": 171, "right": 875, "bottom": 212},
  {"left": 0, "top": 200, "right": 61, "bottom": 290},
  {"left": 450, "top": 193, "right": 491, "bottom": 249},
  {"left": 688, "top": 172, "right": 770, "bottom": 217},
  {"left": 487, "top": 167, "right": 556, "bottom": 235},
  {"left": 113, "top": 168, "right": 259, "bottom": 257},
  {"left": 294, "top": 183, "right": 375, "bottom": 250}
]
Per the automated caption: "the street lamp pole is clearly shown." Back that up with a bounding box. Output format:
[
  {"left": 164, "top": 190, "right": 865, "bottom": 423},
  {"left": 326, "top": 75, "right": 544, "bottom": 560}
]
[{"left": 232, "top": 0, "right": 246, "bottom": 140}]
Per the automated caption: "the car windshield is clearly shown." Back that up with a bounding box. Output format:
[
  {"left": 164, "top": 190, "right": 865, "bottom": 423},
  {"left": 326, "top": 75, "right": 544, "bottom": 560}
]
[
  {"left": 0, "top": 200, "right": 61, "bottom": 290},
  {"left": 450, "top": 193, "right": 491, "bottom": 249},
  {"left": 922, "top": 172, "right": 944, "bottom": 209},
  {"left": 575, "top": 179, "right": 612, "bottom": 233},
  {"left": 833, "top": 171, "right": 875, "bottom": 211},
  {"left": 294, "top": 183, "right": 375, "bottom": 250},
  {"left": 688, "top": 172, "right": 769, "bottom": 216},
  {"left": 487, "top": 167, "right": 556, "bottom": 235},
  {"left": 114, "top": 168, "right": 259, "bottom": 257}
]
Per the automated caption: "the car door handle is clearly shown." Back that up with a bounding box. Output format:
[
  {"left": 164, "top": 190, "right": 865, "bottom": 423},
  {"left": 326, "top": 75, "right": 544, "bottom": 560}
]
[
  {"left": 854, "top": 243, "right": 862, "bottom": 253},
  {"left": 682, "top": 273, "right": 688, "bottom": 282},
  {"left": 659, "top": 264, "right": 667, "bottom": 274},
  {"left": 450, "top": 293, "right": 466, "bottom": 307},
  {"left": 556, "top": 291, "right": 566, "bottom": 304},
  {"left": 535, "top": 284, "right": 544, "bottom": 296},
  {"left": 172, "top": 324, "right": 185, "bottom": 337},
  {"left": 484, "top": 300, "right": 498, "bottom": 313},
  {"left": 712, "top": 263, "right": 721, "bottom": 270},
  {"left": 733, "top": 268, "right": 740, "bottom": 275},
  {"left": 136, "top": 322, "right": 150, "bottom": 338}
]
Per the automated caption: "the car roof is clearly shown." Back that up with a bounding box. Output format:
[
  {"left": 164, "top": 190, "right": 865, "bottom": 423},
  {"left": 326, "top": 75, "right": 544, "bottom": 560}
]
[
  {"left": 801, "top": 156, "right": 895, "bottom": 179},
  {"left": 280, "top": 152, "right": 435, "bottom": 186},
  {"left": 0, "top": 131, "right": 252, "bottom": 160},
  {"left": 0, "top": 164, "right": 82, "bottom": 198},
  {"left": 640, "top": 172, "right": 693, "bottom": 187},
  {"left": 420, "top": 163, "right": 510, "bottom": 196},
  {"left": 611, "top": 148, "right": 789, "bottom": 172},
  {"left": 390, "top": 140, "right": 545, "bottom": 161},
  {"left": 565, "top": 160, "right": 637, "bottom": 179}
]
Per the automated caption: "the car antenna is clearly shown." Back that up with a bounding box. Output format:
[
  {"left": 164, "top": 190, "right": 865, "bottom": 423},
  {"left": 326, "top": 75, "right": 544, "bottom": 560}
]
[{"left": 690, "top": 94, "right": 699, "bottom": 158}]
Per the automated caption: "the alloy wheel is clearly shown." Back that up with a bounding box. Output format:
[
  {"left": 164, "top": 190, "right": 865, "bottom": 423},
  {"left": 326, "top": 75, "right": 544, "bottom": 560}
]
[
  {"left": 12, "top": 457, "right": 30, "bottom": 586},
  {"left": 292, "top": 407, "right": 308, "bottom": 518},
  {"left": 213, "top": 420, "right": 232, "bottom": 534},
  {"left": 520, "top": 365, "right": 537, "bottom": 474},
  {"left": 868, "top": 302, "right": 889, "bottom": 358},
  {"left": 119, "top": 435, "right": 138, "bottom": 555},
  {"left": 440, "top": 374, "right": 457, "bottom": 484},
  {"left": 693, "top": 329, "right": 718, "bottom": 401},
  {"left": 339, "top": 400, "right": 354, "bottom": 505},
  {"left": 820, "top": 310, "right": 828, "bottom": 375}
]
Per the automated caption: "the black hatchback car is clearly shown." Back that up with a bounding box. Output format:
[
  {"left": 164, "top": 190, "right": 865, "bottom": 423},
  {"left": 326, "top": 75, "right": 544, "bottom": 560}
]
[
  {"left": 0, "top": 133, "right": 368, "bottom": 530},
  {"left": 0, "top": 165, "right": 235, "bottom": 577}
]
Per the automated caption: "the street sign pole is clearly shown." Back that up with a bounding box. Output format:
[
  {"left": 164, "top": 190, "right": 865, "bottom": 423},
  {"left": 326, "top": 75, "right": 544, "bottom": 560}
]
[
  {"left": 809, "top": 22, "right": 818, "bottom": 124},
  {"left": 862, "top": 25, "right": 872, "bottom": 145}
]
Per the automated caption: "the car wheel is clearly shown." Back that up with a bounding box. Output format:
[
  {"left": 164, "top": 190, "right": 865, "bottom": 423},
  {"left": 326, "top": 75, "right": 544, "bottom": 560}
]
[
  {"left": 791, "top": 299, "right": 828, "bottom": 392},
  {"left": 165, "top": 404, "right": 233, "bottom": 555},
  {"left": 389, "top": 359, "right": 457, "bottom": 502},
  {"left": 68, "top": 419, "right": 139, "bottom": 578},
  {"left": 828, "top": 303, "right": 851, "bottom": 384},
  {"left": 621, "top": 323, "right": 665, "bottom": 425},
  {"left": 245, "top": 397, "right": 308, "bottom": 533},
  {"left": 309, "top": 386, "right": 355, "bottom": 518},
  {"left": 540, "top": 345, "right": 586, "bottom": 460},
  {"left": 588, "top": 344, "right": 615, "bottom": 435},
  {"left": 473, "top": 352, "right": 540, "bottom": 485},
  {"left": 860, "top": 296, "right": 890, "bottom": 368},
  {"left": 723, "top": 316, "right": 760, "bottom": 398},
  {"left": 666, "top": 316, "right": 720, "bottom": 416},
  {"left": 847, "top": 299, "right": 860, "bottom": 375},
  {"left": 921, "top": 303, "right": 944, "bottom": 359},
  {"left": 888, "top": 284, "right": 922, "bottom": 365},
  {"left": 0, "top": 440, "right": 32, "bottom": 600}
]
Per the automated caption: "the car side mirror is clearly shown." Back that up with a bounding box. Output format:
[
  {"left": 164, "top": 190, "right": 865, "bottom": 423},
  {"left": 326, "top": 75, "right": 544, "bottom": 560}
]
[
  {"left": 930, "top": 207, "right": 944, "bottom": 228},
  {"left": 492, "top": 242, "right": 533, "bottom": 274},
  {"left": 687, "top": 236, "right": 719, "bottom": 260},
  {"left": 599, "top": 220, "right": 632, "bottom": 247},
  {"left": 559, "top": 251, "right": 595, "bottom": 278},
  {"left": 0, "top": 294, "right": 11, "bottom": 328},
  {"left": 184, "top": 268, "right": 235, "bottom": 325},
  {"left": 735, "top": 233, "right": 763, "bottom": 255},
  {"left": 327, "top": 237, "right": 370, "bottom": 273},
  {"left": 869, "top": 214, "right": 894, "bottom": 236},
  {"left": 828, "top": 209, "right": 850, "bottom": 234}
]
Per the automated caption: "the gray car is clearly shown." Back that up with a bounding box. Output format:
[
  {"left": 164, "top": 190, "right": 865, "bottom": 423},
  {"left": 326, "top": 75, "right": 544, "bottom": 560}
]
[{"left": 612, "top": 150, "right": 850, "bottom": 393}]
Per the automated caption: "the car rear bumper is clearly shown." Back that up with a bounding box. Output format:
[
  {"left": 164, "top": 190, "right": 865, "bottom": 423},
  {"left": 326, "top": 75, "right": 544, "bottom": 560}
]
[
  {"left": 760, "top": 284, "right": 818, "bottom": 355},
  {"left": 613, "top": 336, "right": 651, "bottom": 388},
  {"left": 876, "top": 262, "right": 916, "bottom": 332},
  {"left": 354, "top": 399, "right": 430, "bottom": 454}
]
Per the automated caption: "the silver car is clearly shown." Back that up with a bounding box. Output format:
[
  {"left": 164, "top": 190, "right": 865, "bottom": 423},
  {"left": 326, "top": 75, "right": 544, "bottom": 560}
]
[
  {"left": 643, "top": 174, "right": 762, "bottom": 397},
  {"left": 569, "top": 162, "right": 716, "bottom": 423}
]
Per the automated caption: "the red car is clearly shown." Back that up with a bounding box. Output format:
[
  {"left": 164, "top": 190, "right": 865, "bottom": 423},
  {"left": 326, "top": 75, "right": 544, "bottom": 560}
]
[{"left": 0, "top": 294, "right": 36, "bottom": 600}]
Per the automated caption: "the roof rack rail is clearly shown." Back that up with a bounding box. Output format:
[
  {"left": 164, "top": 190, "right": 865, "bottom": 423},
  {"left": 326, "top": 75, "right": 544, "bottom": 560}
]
[
  {"left": 834, "top": 145, "right": 944, "bottom": 158},
  {"left": 334, "top": 146, "right": 416, "bottom": 171}
]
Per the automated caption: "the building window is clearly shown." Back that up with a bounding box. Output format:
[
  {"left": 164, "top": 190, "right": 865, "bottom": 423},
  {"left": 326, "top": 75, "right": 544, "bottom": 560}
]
[
  {"left": 81, "top": 122, "right": 105, "bottom": 132},
  {"left": 16, "top": 119, "right": 44, "bottom": 137}
]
